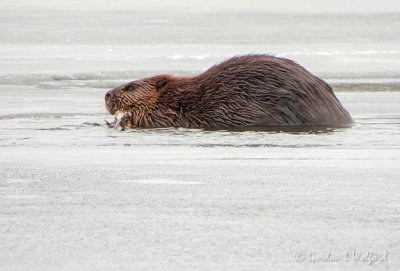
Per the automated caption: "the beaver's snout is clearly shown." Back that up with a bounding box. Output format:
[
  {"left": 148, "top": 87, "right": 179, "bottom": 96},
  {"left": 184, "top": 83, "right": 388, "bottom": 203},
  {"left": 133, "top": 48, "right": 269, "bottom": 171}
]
[
  {"left": 105, "top": 90, "right": 112, "bottom": 100},
  {"left": 104, "top": 89, "right": 118, "bottom": 115}
]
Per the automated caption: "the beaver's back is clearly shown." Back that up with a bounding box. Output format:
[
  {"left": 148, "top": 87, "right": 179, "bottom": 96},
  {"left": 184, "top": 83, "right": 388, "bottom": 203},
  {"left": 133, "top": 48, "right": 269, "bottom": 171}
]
[{"left": 189, "top": 54, "right": 353, "bottom": 127}]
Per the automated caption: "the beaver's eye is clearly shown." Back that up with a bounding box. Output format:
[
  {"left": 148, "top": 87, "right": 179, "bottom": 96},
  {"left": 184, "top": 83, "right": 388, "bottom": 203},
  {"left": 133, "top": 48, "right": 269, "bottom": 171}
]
[
  {"left": 156, "top": 79, "right": 168, "bottom": 91},
  {"left": 124, "top": 83, "right": 136, "bottom": 91}
]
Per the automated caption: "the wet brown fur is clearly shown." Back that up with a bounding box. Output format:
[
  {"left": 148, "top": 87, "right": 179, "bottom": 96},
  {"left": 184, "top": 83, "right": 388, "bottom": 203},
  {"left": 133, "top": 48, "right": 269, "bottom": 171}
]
[{"left": 105, "top": 54, "right": 353, "bottom": 129}]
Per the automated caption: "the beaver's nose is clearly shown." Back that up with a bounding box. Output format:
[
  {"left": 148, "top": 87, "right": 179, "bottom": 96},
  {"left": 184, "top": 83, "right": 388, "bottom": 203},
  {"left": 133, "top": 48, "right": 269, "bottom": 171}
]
[{"left": 105, "top": 90, "right": 112, "bottom": 100}]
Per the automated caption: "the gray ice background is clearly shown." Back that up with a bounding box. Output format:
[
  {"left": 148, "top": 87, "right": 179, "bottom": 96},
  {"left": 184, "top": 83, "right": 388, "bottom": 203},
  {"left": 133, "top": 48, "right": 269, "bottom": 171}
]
[{"left": 1, "top": 0, "right": 400, "bottom": 270}]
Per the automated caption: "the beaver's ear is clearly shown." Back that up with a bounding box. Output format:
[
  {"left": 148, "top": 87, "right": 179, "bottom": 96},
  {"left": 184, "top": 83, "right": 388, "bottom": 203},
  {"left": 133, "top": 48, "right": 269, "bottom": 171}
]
[{"left": 156, "top": 79, "right": 168, "bottom": 91}]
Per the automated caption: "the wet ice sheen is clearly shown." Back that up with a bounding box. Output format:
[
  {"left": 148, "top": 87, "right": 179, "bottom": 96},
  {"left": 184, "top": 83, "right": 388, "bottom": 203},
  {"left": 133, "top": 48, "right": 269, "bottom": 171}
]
[{"left": 1, "top": 88, "right": 400, "bottom": 149}]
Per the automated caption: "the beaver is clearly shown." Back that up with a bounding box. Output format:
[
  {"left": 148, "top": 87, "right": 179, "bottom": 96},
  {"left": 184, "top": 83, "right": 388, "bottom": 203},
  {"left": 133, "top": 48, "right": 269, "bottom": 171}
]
[{"left": 105, "top": 54, "right": 353, "bottom": 130}]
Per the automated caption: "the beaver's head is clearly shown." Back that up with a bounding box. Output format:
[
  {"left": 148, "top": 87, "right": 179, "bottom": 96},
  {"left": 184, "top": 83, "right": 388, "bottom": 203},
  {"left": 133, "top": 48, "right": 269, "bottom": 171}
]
[
  {"left": 105, "top": 74, "right": 192, "bottom": 128},
  {"left": 105, "top": 75, "right": 171, "bottom": 116}
]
